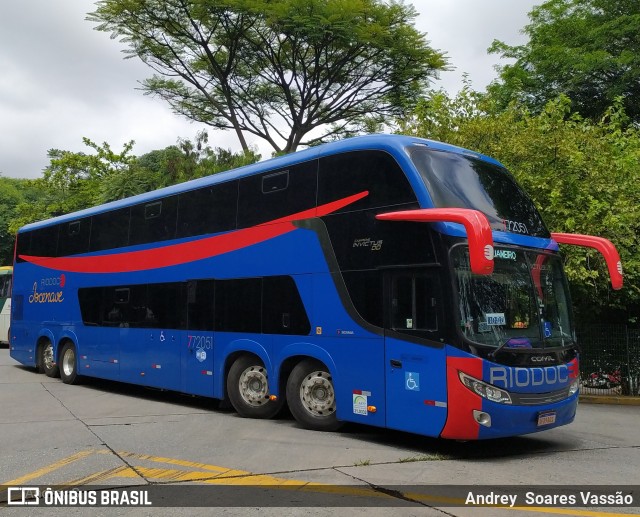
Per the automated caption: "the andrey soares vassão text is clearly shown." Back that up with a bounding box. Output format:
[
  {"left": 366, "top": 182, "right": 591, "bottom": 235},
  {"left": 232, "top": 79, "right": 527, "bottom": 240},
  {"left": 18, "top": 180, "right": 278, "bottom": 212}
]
[{"left": 464, "top": 490, "right": 634, "bottom": 507}]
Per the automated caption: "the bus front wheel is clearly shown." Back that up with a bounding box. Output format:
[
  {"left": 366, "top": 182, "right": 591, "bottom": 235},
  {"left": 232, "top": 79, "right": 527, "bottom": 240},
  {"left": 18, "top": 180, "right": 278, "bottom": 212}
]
[
  {"left": 59, "top": 342, "right": 80, "bottom": 385},
  {"left": 39, "top": 340, "right": 59, "bottom": 378},
  {"left": 286, "top": 359, "right": 342, "bottom": 431},
  {"left": 227, "top": 356, "right": 284, "bottom": 419}
]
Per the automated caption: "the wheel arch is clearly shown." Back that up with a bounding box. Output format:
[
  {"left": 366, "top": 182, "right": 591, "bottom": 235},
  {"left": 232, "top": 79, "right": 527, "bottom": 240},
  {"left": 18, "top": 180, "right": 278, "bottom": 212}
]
[
  {"left": 275, "top": 343, "right": 339, "bottom": 399},
  {"left": 57, "top": 330, "right": 79, "bottom": 362},
  {"left": 35, "top": 329, "right": 57, "bottom": 367},
  {"left": 218, "top": 339, "right": 271, "bottom": 401}
]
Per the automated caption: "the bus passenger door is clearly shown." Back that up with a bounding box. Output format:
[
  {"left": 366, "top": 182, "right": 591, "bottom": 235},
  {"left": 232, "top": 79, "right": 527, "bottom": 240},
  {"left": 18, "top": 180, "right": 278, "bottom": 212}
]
[
  {"left": 384, "top": 270, "right": 448, "bottom": 437},
  {"left": 181, "top": 280, "right": 215, "bottom": 397}
]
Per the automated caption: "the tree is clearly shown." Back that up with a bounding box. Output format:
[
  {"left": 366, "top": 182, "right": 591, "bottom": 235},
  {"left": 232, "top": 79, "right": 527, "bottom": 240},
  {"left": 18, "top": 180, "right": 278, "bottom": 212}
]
[
  {"left": 0, "top": 177, "right": 34, "bottom": 264},
  {"left": 488, "top": 0, "right": 640, "bottom": 124},
  {"left": 401, "top": 88, "right": 640, "bottom": 324},
  {"left": 89, "top": 0, "right": 448, "bottom": 154},
  {"left": 9, "top": 135, "right": 260, "bottom": 236},
  {"left": 9, "top": 139, "right": 140, "bottom": 234}
]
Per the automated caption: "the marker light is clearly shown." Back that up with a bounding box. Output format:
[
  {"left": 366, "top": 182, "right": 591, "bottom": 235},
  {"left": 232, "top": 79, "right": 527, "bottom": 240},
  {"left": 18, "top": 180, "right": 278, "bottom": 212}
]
[{"left": 458, "top": 371, "right": 512, "bottom": 404}]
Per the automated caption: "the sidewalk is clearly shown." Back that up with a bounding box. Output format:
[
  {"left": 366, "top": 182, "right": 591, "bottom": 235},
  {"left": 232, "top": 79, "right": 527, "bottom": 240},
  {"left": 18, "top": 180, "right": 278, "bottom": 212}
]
[{"left": 579, "top": 394, "right": 640, "bottom": 405}]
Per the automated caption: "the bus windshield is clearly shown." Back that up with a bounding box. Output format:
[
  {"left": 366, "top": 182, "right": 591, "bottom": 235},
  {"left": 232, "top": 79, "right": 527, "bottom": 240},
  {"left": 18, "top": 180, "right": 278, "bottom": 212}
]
[
  {"left": 410, "top": 146, "right": 549, "bottom": 238},
  {"left": 452, "top": 246, "right": 574, "bottom": 349}
]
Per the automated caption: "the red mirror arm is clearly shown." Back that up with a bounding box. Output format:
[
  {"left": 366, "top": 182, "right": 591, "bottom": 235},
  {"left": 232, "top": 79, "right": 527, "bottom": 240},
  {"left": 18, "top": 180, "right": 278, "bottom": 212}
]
[
  {"left": 376, "top": 208, "right": 494, "bottom": 275},
  {"left": 551, "top": 233, "right": 623, "bottom": 290}
]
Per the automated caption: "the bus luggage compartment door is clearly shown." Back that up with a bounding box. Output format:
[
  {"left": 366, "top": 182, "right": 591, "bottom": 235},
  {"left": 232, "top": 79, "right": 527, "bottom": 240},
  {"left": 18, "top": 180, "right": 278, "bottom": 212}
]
[{"left": 384, "top": 337, "right": 448, "bottom": 437}]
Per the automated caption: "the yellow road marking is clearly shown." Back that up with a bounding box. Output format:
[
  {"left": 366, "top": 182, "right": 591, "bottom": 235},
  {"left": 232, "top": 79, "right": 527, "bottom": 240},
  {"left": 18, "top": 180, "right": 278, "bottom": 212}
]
[
  {"left": 63, "top": 465, "right": 142, "bottom": 486},
  {"left": 109, "top": 450, "right": 233, "bottom": 474},
  {"left": 1, "top": 450, "right": 94, "bottom": 486},
  {"left": 507, "top": 509, "right": 635, "bottom": 517},
  {"left": 2, "top": 450, "right": 636, "bottom": 517}
]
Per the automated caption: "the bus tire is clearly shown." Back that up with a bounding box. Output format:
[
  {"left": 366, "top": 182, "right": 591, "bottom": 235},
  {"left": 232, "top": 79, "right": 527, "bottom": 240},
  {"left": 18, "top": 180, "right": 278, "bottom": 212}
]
[
  {"left": 227, "top": 355, "right": 284, "bottom": 419},
  {"left": 40, "top": 340, "right": 59, "bottom": 378},
  {"left": 286, "top": 359, "right": 342, "bottom": 432},
  {"left": 59, "top": 342, "right": 80, "bottom": 385}
]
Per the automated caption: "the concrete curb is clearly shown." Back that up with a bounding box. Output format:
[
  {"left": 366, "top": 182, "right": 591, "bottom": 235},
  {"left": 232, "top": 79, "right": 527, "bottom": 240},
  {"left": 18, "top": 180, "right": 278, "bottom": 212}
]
[{"left": 579, "top": 394, "right": 640, "bottom": 406}]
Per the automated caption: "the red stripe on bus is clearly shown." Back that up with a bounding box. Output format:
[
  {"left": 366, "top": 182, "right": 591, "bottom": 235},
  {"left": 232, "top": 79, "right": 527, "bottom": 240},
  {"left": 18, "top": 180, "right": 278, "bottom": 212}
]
[
  {"left": 19, "top": 191, "right": 368, "bottom": 274},
  {"left": 440, "top": 356, "right": 483, "bottom": 440}
]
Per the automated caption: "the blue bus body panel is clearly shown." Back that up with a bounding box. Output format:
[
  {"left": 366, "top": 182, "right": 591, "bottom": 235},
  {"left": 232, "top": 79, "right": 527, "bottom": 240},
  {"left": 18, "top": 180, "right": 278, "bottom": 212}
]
[
  {"left": 384, "top": 337, "right": 448, "bottom": 436},
  {"left": 10, "top": 134, "right": 581, "bottom": 440}
]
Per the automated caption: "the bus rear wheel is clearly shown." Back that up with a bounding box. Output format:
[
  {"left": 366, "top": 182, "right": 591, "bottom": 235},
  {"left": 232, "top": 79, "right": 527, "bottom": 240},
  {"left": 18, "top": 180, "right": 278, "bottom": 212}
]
[
  {"left": 227, "top": 356, "right": 284, "bottom": 419},
  {"left": 40, "top": 340, "right": 59, "bottom": 378},
  {"left": 59, "top": 342, "right": 80, "bottom": 385},
  {"left": 286, "top": 359, "right": 342, "bottom": 431}
]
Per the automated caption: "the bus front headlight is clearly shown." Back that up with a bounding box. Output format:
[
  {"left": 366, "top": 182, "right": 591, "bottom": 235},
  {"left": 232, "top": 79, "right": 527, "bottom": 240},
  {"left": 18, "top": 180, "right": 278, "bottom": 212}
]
[
  {"left": 568, "top": 379, "right": 580, "bottom": 396},
  {"left": 458, "top": 371, "right": 512, "bottom": 404}
]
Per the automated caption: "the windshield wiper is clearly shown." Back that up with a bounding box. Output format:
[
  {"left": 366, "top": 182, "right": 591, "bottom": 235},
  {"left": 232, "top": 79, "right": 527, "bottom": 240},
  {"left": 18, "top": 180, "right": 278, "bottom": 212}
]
[{"left": 489, "top": 337, "right": 532, "bottom": 360}]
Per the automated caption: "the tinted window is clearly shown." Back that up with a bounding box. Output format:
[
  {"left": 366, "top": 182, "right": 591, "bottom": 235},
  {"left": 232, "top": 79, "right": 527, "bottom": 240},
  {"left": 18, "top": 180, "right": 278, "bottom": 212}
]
[
  {"left": 215, "top": 278, "right": 261, "bottom": 333},
  {"left": 238, "top": 161, "right": 317, "bottom": 228},
  {"left": 318, "top": 151, "right": 416, "bottom": 213},
  {"left": 0, "top": 274, "right": 13, "bottom": 298},
  {"left": 80, "top": 283, "right": 184, "bottom": 329},
  {"left": 147, "top": 283, "right": 184, "bottom": 329},
  {"left": 78, "top": 288, "right": 103, "bottom": 325},
  {"left": 410, "top": 147, "right": 549, "bottom": 238},
  {"left": 390, "top": 272, "right": 441, "bottom": 337},
  {"left": 130, "top": 197, "right": 178, "bottom": 246},
  {"left": 262, "top": 276, "right": 310, "bottom": 335},
  {"left": 322, "top": 210, "right": 436, "bottom": 271},
  {"left": 57, "top": 219, "right": 91, "bottom": 257},
  {"left": 342, "top": 270, "right": 383, "bottom": 328},
  {"left": 15, "top": 232, "right": 30, "bottom": 262},
  {"left": 28, "top": 225, "right": 59, "bottom": 257},
  {"left": 187, "top": 280, "right": 215, "bottom": 331},
  {"left": 177, "top": 181, "right": 238, "bottom": 238},
  {"left": 106, "top": 285, "right": 147, "bottom": 327},
  {"left": 90, "top": 208, "right": 131, "bottom": 252},
  {"left": 262, "top": 171, "right": 289, "bottom": 193}
]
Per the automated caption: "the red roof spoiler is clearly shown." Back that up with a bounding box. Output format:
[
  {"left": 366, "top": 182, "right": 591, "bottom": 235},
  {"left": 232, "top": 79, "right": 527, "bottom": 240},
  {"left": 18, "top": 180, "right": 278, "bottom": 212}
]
[
  {"left": 376, "top": 208, "right": 494, "bottom": 275},
  {"left": 551, "top": 233, "right": 623, "bottom": 290}
]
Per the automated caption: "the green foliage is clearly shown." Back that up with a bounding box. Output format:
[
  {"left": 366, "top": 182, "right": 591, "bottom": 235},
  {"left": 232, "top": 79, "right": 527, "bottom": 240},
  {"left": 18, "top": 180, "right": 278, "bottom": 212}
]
[
  {"left": 10, "top": 139, "right": 140, "bottom": 234},
  {"left": 89, "top": 0, "right": 448, "bottom": 153},
  {"left": 0, "top": 177, "right": 38, "bottom": 264},
  {"left": 488, "top": 0, "right": 640, "bottom": 124},
  {"left": 401, "top": 88, "right": 640, "bottom": 323}
]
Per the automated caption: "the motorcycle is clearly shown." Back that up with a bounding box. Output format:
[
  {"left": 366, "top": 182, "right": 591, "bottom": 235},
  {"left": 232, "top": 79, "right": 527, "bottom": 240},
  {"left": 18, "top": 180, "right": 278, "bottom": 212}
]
[{"left": 584, "top": 368, "right": 622, "bottom": 389}]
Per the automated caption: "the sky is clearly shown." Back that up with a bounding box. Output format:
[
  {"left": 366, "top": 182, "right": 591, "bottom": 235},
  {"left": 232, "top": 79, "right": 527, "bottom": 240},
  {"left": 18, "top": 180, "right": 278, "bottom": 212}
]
[{"left": 0, "top": 0, "right": 539, "bottom": 180}]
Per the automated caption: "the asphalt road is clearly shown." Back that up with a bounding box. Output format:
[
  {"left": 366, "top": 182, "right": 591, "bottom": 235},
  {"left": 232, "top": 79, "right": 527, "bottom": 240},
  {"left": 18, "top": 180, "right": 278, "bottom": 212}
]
[{"left": 1, "top": 346, "right": 638, "bottom": 517}]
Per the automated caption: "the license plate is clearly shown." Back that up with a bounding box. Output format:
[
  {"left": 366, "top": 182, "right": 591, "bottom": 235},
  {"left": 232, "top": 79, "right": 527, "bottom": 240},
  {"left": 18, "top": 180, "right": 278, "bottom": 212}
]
[{"left": 537, "top": 411, "right": 556, "bottom": 426}]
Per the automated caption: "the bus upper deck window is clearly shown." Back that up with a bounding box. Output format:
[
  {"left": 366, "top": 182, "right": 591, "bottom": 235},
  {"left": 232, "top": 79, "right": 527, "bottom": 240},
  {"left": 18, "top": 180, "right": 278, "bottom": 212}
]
[
  {"left": 262, "top": 171, "right": 289, "bottom": 193},
  {"left": 145, "top": 202, "right": 162, "bottom": 219}
]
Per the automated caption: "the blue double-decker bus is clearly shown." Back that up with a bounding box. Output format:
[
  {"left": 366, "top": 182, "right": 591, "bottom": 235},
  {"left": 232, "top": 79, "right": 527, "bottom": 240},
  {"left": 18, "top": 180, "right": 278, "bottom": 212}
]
[{"left": 10, "top": 134, "right": 623, "bottom": 439}]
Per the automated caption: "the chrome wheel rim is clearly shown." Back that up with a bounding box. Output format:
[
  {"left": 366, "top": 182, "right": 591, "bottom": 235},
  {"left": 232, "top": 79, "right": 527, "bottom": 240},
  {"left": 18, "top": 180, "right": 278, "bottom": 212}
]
[
  {"left": 238, "top": 366, "right": 269, "bottom": 407},
  {"left": 62, "top": 348, "right": 75, "bottom": 377},
  {"left": 299, "top": 370, "right": 335, "bottom": 417},
  {"left": 43, "top": 343, "right": 54, "bottom": 370}
]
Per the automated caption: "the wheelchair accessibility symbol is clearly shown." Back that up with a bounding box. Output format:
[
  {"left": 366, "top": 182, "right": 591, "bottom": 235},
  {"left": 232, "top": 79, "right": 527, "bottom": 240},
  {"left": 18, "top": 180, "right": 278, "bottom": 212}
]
[{"left": 405, "top": 372, "right": 420, "bottom": 391}]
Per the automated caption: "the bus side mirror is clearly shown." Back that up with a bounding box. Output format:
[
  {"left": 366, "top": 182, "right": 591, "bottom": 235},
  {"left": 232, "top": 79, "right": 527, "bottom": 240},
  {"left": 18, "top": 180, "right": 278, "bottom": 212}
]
[{"left": 551, "top": 233, "right": 623, "bottom": 290}]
